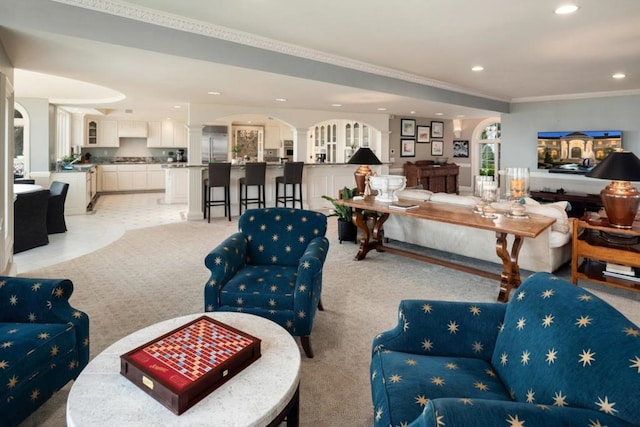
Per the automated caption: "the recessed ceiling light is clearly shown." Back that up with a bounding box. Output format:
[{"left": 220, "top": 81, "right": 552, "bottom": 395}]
[
  {"left": 612, "top": 73, "right": 626, "bottom": 79},
  {"left": 555, "top": 4, "right": 579, "bottom": 14},
  {"left": 331, "top": 103, "right": 342, "bottom": 107},
  {"left": 471, "top": 65, "right": 484, "bottom": 72},
  {"left": 207, "top": 91, "right": 221, "bottom": 95},
  {"left": 275, "top": 98, "right": 287, "bottom": 102},
  {"left": 410, "top": 111, "right": 417, "bottom": 115},
  {"left": 377, "top": 107, "right": 387, "bottom": 111},
  {"left": 434, "top": 112, "right": 444, "bottom": 116},
  {"left": 173, "top": 105, "right": 181, "bottom": 109}
]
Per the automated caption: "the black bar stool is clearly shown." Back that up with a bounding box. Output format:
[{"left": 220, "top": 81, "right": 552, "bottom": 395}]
[
  {"left": 204, "top": 163, "right": 232, "bottom": 222},
  {"left": 239, "top": 162, "right": 266, "bottom": 215},
  {"left": 275, "top": 161, "right": 304, "bottom": 209}
]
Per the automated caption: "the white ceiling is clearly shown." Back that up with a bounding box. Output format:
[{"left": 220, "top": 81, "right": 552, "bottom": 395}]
[{"left": 1, "top": 0, "right": 639, "bottom": 123}]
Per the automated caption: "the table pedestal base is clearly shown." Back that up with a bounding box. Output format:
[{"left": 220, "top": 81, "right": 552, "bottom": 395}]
[{"left": 351, "top": 209, "right": 523, "bottom": 302}]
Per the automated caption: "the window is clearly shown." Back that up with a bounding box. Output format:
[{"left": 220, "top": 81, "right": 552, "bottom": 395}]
[
  {"left": 14, "top": 104, "right": 27, "bottom": 178},
  {"left": 472, "top": 118, "right": 501, "bottom": 183}
]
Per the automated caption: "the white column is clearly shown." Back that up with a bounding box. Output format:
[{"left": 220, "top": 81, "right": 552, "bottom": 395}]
[{"left": 187, "top": 124, "right": 204, "bottom": 221}]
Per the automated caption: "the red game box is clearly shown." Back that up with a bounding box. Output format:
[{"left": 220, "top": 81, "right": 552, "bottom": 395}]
[{"left": 120, "top": 316, "right": 261, "bottom": 415}]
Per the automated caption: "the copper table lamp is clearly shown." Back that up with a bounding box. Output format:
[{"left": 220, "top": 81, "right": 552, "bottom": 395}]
[
  {"left": 586, "top": 150, "right": 640, "bottom": 228},
  {"left": 347, "top": 147, "right": 382, "bottom": 196}
]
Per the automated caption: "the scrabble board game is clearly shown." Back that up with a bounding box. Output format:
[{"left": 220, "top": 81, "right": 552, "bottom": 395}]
[{"left": 121, "top": 316, "right": 261, "bottom": 415}]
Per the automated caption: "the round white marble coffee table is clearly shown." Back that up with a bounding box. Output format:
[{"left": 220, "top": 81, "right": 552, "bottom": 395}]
[{"left": 67, "top": 312, "right": 301, "bottom": 426}]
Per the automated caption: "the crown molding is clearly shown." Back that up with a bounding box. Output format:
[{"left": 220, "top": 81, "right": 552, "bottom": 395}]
[
  {"left": 53, "top": 0, "right": 506, "bottom": 103},
  {"left": 511, "top": 88, "right": 640, "bottom": 103}
]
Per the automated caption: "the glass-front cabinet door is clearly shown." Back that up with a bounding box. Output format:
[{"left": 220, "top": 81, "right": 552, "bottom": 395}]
[{"left": 308, "top": 120, "right": 379, "bottom": 163}]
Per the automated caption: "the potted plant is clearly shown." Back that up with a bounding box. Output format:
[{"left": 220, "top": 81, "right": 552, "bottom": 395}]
[{"left": 322, "top": 186, "right": 358, "bottom": 243}]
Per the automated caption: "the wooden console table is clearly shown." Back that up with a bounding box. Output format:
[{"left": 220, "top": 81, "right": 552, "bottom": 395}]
[{"left": 337, "top": 197, "right": 555, "bottom": 302}]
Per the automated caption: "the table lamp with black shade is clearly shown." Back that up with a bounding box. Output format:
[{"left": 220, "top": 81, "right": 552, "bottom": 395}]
[
  {"left": 586, "top": 150, "right": 640, "bottom": 228},
  {"left": 347, "top": 147, "right": 382, "bottom": 196}
]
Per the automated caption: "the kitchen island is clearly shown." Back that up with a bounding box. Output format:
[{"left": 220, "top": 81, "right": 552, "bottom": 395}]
[{"left": 164, "top": 162, "right": 388, "bottom": 220}]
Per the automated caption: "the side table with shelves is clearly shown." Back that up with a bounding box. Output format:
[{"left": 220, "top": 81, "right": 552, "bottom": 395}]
[{"left": 571, "top": 218, "right": 640, "bottom": 293}]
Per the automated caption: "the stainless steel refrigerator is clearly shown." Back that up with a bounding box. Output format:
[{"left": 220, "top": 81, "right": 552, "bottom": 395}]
[{"left": 202, "top": 125, "right": 229, "bottom": 162}]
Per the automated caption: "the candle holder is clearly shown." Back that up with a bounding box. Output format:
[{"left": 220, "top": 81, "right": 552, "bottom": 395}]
[{"left": 506, "top": 167, "right": 529, "bottom": 201}]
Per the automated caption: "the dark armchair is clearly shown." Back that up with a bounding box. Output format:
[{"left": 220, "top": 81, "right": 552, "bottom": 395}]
[
  {"left": 14, "top": 189, "right": 50, "bottom": 253},
  {"left": 0, "top": 276, "right": 89, "bottom": 426},
  {"left": 47, "top": 181, "right": 69, "bottom": 234},
  {"left": 204, "top": 208, "right": 329, "bottom": 357}
]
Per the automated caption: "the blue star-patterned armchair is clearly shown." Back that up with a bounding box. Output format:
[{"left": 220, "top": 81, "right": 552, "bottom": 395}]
[
  {"left": 0, "top": 276, "right": 89, "bottom": 426},
  {"left": 371, "top": 272, "right": 640, "bottom": 426},
  {"left": 204, "top": 208, "right": 329, "bottom": 358}
]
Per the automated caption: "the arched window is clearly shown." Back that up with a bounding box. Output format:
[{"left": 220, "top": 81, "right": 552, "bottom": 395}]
[
  {"left": 14, "top": 103, "right": 28, "bottom": 178},
  {"left": 471, "top": 118, "right": 501, "bottom": 183}
]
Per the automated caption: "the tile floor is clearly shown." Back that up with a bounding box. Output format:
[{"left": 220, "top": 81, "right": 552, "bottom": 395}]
[{"left": 13, "top": 193, "right": 187, "bottom": 274}]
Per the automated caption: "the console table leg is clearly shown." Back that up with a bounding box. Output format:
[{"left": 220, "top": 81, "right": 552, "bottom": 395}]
[
  {"left": 352, "top": 209, "right": 388, "bottom": 260},
  {"left": 495, "top": 232, "right": 524, "bottom": 302}
]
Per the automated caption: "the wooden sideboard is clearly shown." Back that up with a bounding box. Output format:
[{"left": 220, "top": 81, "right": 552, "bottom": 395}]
[
  {"left": 403, "top": 161, "right": 459, "bottom": 194},
  {"left": 530, "top": 190, "right": 603, "bottom": 217}
]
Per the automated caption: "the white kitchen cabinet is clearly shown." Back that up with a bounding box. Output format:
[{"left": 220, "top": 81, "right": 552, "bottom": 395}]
[
  {"left": 161, "top": 120, "right": 187, "bottom": 147},
  {"left": 98, "top": 165, "right": 119, "bottom": 192},
  {"left": 164, "top": 168, "right": 188, "bottom": 203},
  {"left": 118, "top": 121, "right": 148, "bottom": 138},
  {"left": 265, "top": 125, "right": 281, "bottom": 149},
  {"left": 147, "top": 164, "right": 165, "bottom": 190},
  {"left": 98, "top": 120, "right": 119, "bottom": 147},
  {"left": 146, "top": 121, "right": 162, "bottom": 147},
  {"left": 117, "top": 165, "right": 147, "bottom": 190},
  {"left": 50, "top": 168, "right": 96, "bottom": 215}
]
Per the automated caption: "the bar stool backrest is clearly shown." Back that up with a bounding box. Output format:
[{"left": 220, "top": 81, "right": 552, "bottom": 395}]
[
  {"left": 244, "top": 162, "right": 267, "bottom": 186},
  {"left": 208, "top": 163, "right": 231, "bottom": 187},
  {"left": 283, "top": 161, "right": 304, "bottom": 184}
]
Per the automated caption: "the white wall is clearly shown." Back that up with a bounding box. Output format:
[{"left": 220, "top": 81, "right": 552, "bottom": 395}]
[{"left": 501, "top": 95, "right": 640, "bottom": 194}]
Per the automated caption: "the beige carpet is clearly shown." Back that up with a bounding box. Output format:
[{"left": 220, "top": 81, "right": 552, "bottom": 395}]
[{"left": 17, "top": 217, "right": 640, "bottom": 426}]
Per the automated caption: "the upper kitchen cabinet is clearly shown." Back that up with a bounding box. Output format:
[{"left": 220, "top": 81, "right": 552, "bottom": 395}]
[
  {"left": 146, "top": 121, "right": 162, "bottom": 147},
  {"left": 265, "top": 125, "right": 281, "bottom": 149},
  {"left": 118, "top": 121, "right": 148, "bottom": 138},
  {"left": 156, "top": 120, "right": 187, "bottom": 148},
  {"left": 84, "top": 119, "right": 119, "bottom": 147}
]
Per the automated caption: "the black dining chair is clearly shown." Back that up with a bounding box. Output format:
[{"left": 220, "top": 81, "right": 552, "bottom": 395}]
[
  {"left": 14, "top": 189, "right": 50, "bottom": 253},
  {"left": 275, "top": 161, "right": 304, "bottom": 209},
  {"left": 204, "top": 163, "right": 232, "bottom": 222},
  {"left": 47, "top": 181, "right": 70, "bottom": 234},
  {"left": 238, "top": 162, "right": 266, "bottom": 215}
]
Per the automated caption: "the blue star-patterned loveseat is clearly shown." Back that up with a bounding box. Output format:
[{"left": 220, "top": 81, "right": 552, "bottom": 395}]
[
  {"left": 204, "top": 208, "right": 329, "bottom": 358},
  {"left": 0, "top": 276, "right": 89, "bottom": 426},
  {"left": 371, "top": 272, "right": 640, "bottom": 426}
]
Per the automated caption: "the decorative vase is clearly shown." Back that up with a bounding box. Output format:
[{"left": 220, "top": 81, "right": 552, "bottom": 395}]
[
  {"left": 368, "top": 175, "right": 407, "bottom": 202},
  {"left": 337, "top": 218, "right": 357, "bottom": 244}
]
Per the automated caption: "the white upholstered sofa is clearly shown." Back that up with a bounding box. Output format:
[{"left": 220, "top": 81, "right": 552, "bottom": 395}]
[{"left": 383, "top": 189, "right": 572, "bottom": 272}]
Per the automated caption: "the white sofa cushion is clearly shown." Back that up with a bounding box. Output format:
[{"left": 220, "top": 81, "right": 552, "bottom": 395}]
[
  {"left": 429, "top": 193, "right": 480, "bottom": 206},
  {"left": 491, "top": 199, "right": 570, "bottom": 234},
  {"left": 396, "top": 189, "right": 433, "bottom": 201},
  {"left": 524, "top": 201, "right": 570, "bottom": 234}
]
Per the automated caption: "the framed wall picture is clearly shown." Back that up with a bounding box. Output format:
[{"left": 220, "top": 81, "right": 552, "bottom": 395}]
[
  {"left": 416, "top": 125, "right": 430, "bottom": 143},
  {"left": 453, "top": 140, "right": 469, "bottom": 158},
  {"left": 401, "top": 119, "right": 416, "bottom": 137},
  {"left": 430, "top": 121, "right": 444, "bottom": 138},
  {"left": 431, "top": 140, "right": 444, "bottom": 156},
  {"left": 400, "top": 139, "right": 415, "bottom": 157}
]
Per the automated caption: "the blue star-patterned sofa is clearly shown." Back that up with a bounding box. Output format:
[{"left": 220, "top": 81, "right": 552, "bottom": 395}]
[
  {"left": 0, "top": 276, "right": 89, "bottom": 427},
  {"left": 371, "top": 272, "right": 640, "bottom": 426},
  {"left": 204, "top": 208, "right": 329, "bottom": 358}
]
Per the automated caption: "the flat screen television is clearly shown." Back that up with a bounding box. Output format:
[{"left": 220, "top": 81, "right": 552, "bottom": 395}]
[{"left": 537, "top": 130, "right": 622, "bottom": 174}]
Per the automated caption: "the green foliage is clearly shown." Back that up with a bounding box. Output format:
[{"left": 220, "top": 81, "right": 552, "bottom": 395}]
[{"left": 322, "top": 186, "right": 357, "bottom": 222}]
